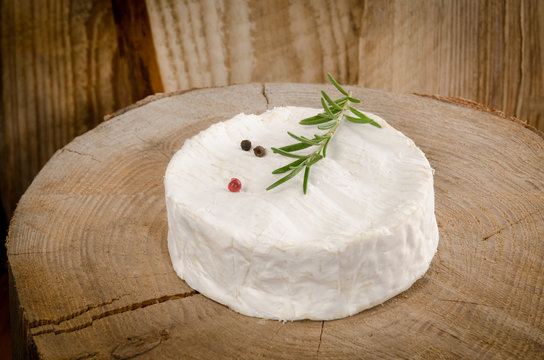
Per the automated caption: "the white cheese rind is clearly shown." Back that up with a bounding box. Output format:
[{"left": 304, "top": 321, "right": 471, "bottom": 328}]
[{"left": 165, "top": 107, "right": 439, "bottom": 320}]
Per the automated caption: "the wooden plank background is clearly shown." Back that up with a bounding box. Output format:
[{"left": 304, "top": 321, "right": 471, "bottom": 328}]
[{"left": 1, "top": 0, "right": 543, "bottom": 223}]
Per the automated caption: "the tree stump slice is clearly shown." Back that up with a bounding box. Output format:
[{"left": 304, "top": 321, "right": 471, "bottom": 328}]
[{"left": 7, "top": 84, "right": 544, "bottom": 359}]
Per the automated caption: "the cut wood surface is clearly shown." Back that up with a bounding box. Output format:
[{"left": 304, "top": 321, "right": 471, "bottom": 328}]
[{"left": 7, "top": 84, "right": 544, "bottom": 359}]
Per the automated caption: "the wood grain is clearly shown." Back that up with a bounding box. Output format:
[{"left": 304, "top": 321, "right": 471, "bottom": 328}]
[
  {"left": 111, "top": 0, "right": 164, "bottom": 102},
  {"left": 1, "top": 0, "right": 115, "bottom": 218},
  {"left": 0, "top": 0, "right": 160, "bottom": 219},
  {"left": 8, "top": 84, "right": 544, "bottom": 359},
  {"left": 357, "top": 0, "right": 544, "bottom": 130},
  {"left": 145, "top": 0, "right": 362, "bottom": 88}
]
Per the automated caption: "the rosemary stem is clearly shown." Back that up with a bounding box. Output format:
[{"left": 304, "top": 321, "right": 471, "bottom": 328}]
[
  {"left": 267, "top": 73, "right": 379, "bottom": 193},
  {"left": 317, "top": 91, "right": 352, "bottom": 158}
]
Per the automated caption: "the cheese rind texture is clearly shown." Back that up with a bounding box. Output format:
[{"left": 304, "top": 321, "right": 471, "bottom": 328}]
[{"left": 165, "top": 107, "right": 439, "bottom": 320}]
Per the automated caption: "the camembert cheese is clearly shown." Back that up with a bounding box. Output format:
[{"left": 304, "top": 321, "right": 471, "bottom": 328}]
[{"left": 165, "top": 107, "right": 439, "bottom": 321}]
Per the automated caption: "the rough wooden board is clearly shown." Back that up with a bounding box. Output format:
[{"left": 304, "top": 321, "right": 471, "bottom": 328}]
[
  {"left": 146, "top": 0, "right": 544, "bottom": 130},
  {"left": 7, "top": 84, "right": 544, "bottom": 359},
  {"left": 0, "top": 0, "right": 161, "bottom": 219},
  {"left": 145, "top": 0, "right": 361, "bottom": 89},
  {"left": 357, "top": 0, "right": 544, "bottom": 128}
]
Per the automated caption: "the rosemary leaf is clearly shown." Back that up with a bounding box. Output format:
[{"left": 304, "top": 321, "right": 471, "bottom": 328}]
[
  {"left": 272, "top": 147, "right": 309, "bottom": 158},
  {"left": 287, "top": 132, "right": 321, "bottom": 145},
  {"left": 327, "top": 73, "right": 349, "bottom": 96},
  {"left": 278, "top": 142, "right": 313, "bottom": 152},
  {"left": 335, "top": 96, "right": 349, "bottom": 104},
  {"left": 272, "top": 158, "right": 306, "bottom": 174},
  {"left": 299, "top": 115, "right": 334, "bottom": 125},
  {"left": 266, "top": 166, "right": 305, "bottom": 191},
  {"left": 321, "top": 98, "right": 337, "bottom": 119},
  {"left": 317, "top": 121, "right": 337, "bottom": 130},
  {"left": 322, "top": 137, "right": 331, "bottom": 157},
  {"left": 346, "top": 115, "right": 381, "bottom": 128},
  {"left": 321, "top": 91, "right": 342, "bottom": 110},
  {"left": 300, "top": 107, "right": 342, "bottom": 125},
  {"left": 347, "top": 96, "right": 361, "bottom": 103},
  {"left": 307, "top": 154, "right": 323, "bottom": 166},
  {"left": 314, "top": 134, "right": 329, "bottom": 140},
  {"left": 303, "top": 166, "right": 310, "bottom": 194},
  {"left": 348, "top": 107, "right": 382, "bottom": 128},
  {"left": 345, "top": 115, "right": 371, "bottom": 123}
]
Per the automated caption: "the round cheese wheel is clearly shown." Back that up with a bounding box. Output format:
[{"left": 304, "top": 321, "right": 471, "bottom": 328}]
[{"left": 164, "top": 107, "right": 439, "bottom": 320}]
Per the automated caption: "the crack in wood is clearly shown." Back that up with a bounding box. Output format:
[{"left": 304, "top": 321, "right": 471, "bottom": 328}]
[
  {"left": 482, "top": 209, "right": 542, "bottom": 241},
  {"left": 62, "top": 148, "right": 103, "bottom": 163},
  {"left": 262, "top": 83, "right": 270, "bottom": 108},
  {"left": 316, "top": 321, "right": 324, "bottom": 358},
  {"left": 29, "top": 295, "right": 125, "bottom": 329},
  {"left": 31, "top": 291, "right": 198, "bottom": 336}
]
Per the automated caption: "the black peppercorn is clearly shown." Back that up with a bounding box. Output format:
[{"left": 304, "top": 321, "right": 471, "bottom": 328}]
[
  {"left": 240, "top": 140, "right": 251, "bottom": 151},
  {"left": 253, "top": 146, "right": 266, "bottom": 157}
]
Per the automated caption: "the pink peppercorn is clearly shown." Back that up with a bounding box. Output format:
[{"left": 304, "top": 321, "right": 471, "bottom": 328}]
[{"left": 228, "top": 178, "right": 241, "bottom": 192}]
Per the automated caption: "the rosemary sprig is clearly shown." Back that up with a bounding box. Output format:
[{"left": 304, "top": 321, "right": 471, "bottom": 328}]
[{"left": 266, "top": 73, "right": 381, "bottom": 194}]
